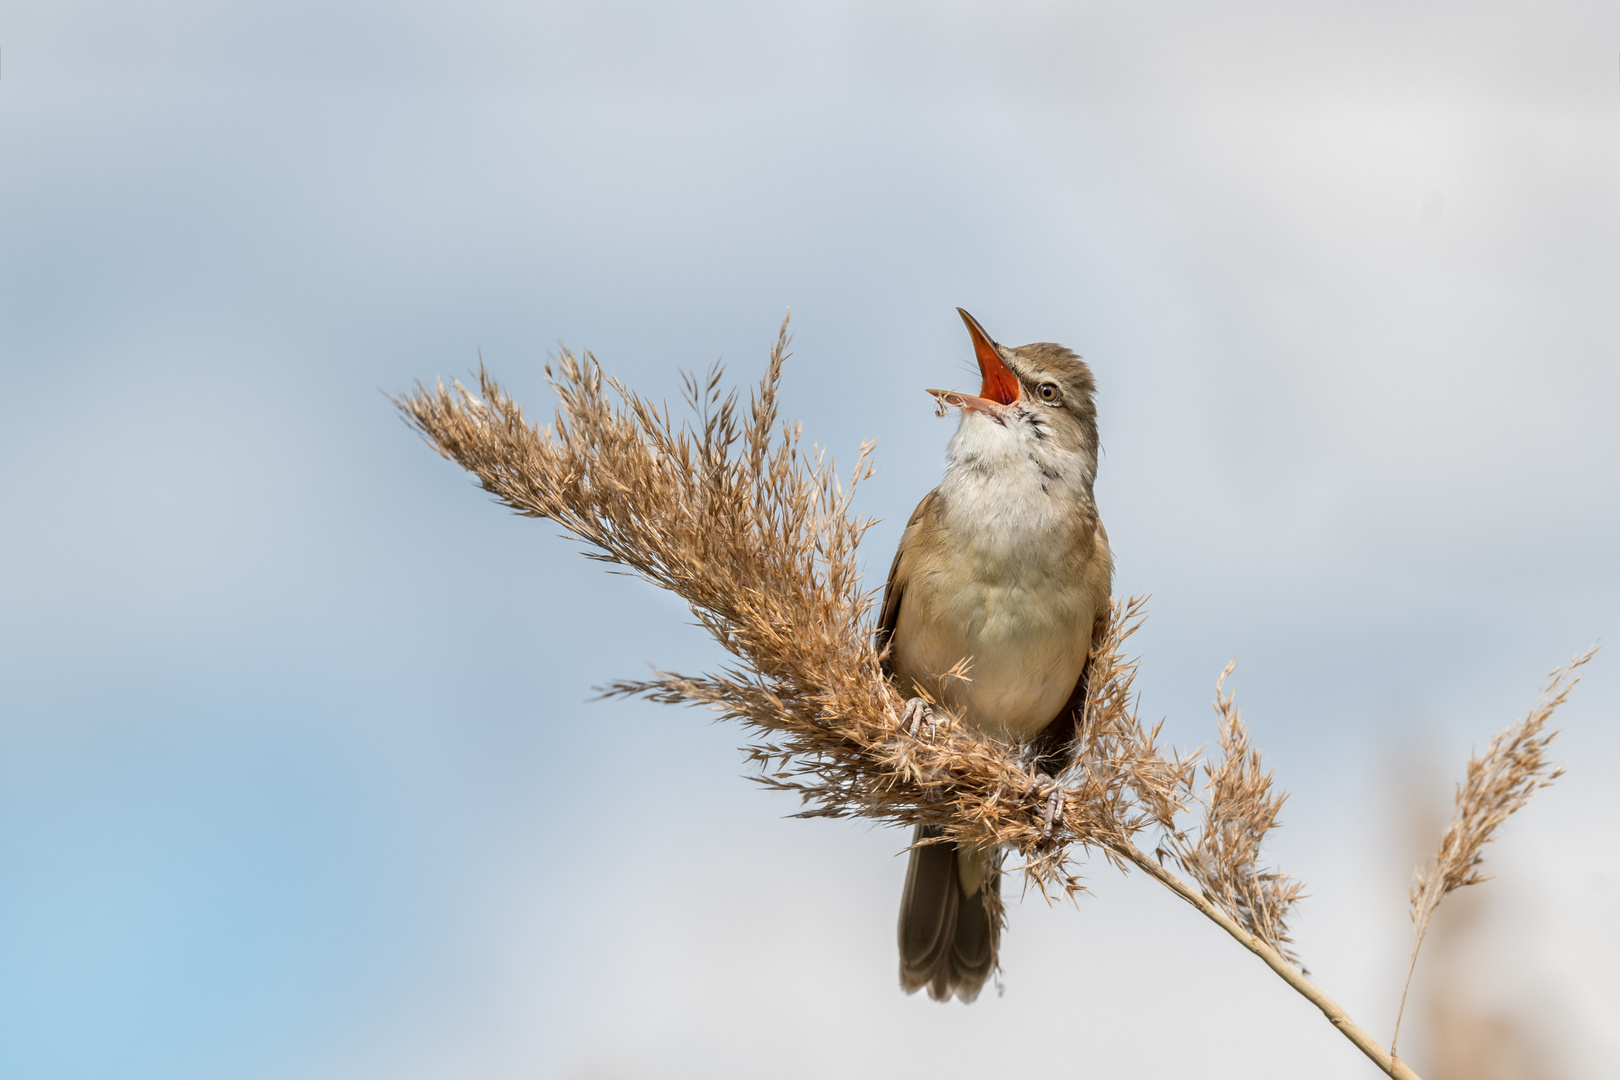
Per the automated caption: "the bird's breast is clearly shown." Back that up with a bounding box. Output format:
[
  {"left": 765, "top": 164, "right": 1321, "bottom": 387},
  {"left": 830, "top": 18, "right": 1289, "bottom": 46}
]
[{"left": 892, "top": 475, "right": 1107, "bottom": 743}]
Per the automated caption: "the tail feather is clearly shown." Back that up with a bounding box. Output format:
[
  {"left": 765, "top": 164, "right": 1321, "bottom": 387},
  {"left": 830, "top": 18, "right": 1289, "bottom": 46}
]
[{"left": 897, "top": 825, "right": 1000, "bottom": 1002}]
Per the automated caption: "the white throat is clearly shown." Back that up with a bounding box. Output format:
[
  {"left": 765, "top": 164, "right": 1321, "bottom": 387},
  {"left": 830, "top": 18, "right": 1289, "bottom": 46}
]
[{"left": 939, "top": 407, "right": 1093, "bottom": 525}]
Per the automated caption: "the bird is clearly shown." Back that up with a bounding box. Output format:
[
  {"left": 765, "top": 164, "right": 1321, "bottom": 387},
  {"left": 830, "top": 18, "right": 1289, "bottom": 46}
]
[{"left": 876, "top": 308, "right": 1113, "bottom": 1003}]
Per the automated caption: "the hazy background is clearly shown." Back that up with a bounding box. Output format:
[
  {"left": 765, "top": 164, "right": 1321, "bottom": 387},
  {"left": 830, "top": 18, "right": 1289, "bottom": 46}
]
[{"left": 2, "top": 2, "right": 1617, "bottom": 1077}]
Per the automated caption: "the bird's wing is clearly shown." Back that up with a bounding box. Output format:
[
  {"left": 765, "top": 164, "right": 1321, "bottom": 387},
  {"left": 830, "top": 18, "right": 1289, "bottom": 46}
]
[
  {"left": 876, "top": 487, "right": 939, "bottom": 680},
  {"left": 1033, "top": 582, "right": 1113, "bottom": 769}
]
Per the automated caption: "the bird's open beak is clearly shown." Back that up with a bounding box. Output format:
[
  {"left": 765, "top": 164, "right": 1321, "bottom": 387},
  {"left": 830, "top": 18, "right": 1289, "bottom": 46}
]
[{"left": 928, "top": 308, "right": 1021, "bottom": 417}]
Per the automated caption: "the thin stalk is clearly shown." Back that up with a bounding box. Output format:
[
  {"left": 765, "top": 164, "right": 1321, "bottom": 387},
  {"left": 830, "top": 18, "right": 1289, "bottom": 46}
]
[
  {"left": 1389, "top": 879, "right": 1440, "bottom": 1063},
  {"left": 1121, "top": 844, "right": 1423, "bottom": 1080}
]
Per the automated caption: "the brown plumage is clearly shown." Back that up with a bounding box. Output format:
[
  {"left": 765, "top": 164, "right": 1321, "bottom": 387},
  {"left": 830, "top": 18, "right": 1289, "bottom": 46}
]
[{"left": 881, "top": 310, "right": 1112, "bottom": 1002}]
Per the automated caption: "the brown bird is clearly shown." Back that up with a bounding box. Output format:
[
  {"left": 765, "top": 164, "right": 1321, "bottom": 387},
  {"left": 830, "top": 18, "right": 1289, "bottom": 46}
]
[{"left": 877, "top": 309, "right": 1113, "bottom": 1002}]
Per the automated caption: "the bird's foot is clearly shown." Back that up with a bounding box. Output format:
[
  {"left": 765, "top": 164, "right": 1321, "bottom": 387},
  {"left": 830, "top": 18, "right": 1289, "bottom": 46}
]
[
  {"left": 1040, "top": 781, "right": 1066, "bottom": 841},
  {"left": 900, "top": 697, "right": 939, "bottom": 742}
]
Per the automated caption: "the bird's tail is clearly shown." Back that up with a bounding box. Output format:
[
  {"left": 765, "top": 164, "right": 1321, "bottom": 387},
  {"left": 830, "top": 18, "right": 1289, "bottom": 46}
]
[{"left": 897, "top": 824, "right": 1000, "bottom": 1002}]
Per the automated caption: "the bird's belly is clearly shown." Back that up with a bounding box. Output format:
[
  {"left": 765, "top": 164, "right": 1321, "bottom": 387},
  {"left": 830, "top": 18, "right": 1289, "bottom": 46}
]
[{"left": 894, "top": 574, "right": 1095, "bottom": 743}]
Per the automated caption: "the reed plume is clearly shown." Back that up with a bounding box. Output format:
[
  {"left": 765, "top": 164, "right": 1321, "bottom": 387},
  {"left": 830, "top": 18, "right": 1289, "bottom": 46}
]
[
  {"left": 396, "top": 318, "right": 1588, "bottom": 1080},
  {"left": 1389, "top": 649, "right": 1596, "bottom": 1065},
  {"left": 1166, "top": 662, "right": 1307, "bottom": 967}
]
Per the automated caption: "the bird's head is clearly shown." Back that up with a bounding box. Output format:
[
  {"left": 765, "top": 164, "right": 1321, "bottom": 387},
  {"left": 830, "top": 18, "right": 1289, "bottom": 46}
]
[{"left": 930, "top": 308, "right": 1100, "bottom": 473}]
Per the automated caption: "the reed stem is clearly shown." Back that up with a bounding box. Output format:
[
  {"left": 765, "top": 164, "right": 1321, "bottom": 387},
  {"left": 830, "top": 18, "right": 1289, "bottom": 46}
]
[{"left": 1121, "top": 845, "right": 1422, "bottom": 1080}]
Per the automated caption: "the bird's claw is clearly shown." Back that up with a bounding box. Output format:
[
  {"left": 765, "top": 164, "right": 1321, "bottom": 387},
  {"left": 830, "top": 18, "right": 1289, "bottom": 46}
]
[
  {"left": 900, "top": 697, "right": 939, "bottom": 742},
  {"left": 1040, "top": 782, "right": 1066, "bottom": 841}
]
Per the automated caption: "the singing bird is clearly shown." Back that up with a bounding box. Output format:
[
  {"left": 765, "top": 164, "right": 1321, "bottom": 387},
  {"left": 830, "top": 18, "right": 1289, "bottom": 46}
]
[{"left": 877, "top": 309, "right": 1113, "bottom": 1002}]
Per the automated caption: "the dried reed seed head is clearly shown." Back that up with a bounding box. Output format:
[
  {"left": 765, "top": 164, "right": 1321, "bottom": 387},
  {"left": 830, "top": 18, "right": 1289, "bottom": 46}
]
[
  {"left": 1389, "top": 647, "right": 1593, "bottom": 1061},
  {"left": 1409, "top": 647, "right": 1593, "bottom": 923},
  {"left": 397, "top": 324, "right": 1297, "bottom": 911},
  {"left": 1155, "top": 661, "right": 1304, "bottom": 961}
]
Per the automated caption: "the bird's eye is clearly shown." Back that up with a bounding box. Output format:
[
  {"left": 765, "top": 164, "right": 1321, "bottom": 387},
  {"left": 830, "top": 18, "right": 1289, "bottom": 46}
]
[{"left": 1036, "top": 382, "right": 1061, "bottom": 404}]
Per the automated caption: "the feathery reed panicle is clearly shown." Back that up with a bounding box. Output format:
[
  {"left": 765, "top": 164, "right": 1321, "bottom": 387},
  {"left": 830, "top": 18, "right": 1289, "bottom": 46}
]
[
  {"left": 1390, "top": 648, "right": 1596, "bottom": 1061},
  {"left": 394, "top": 319, "right": 1153, "bottom": 888},
  {"left": 399, "top": 320, "right": 1591, "bottom": 1080},
  {"left": 1169, "top": 662, "right": 1306, "bottom": 964}
]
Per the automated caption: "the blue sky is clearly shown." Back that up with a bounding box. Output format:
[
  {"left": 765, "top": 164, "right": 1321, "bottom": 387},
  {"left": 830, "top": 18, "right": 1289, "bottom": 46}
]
[{"left": 2, "top": 2, "right": 1618, "bottom": 1077}]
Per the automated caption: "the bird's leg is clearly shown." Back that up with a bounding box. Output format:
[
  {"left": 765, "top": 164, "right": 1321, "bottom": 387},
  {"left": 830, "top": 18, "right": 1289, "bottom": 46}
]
[{"left": 900, "top": 697, "right": 939, "bottom": 742}]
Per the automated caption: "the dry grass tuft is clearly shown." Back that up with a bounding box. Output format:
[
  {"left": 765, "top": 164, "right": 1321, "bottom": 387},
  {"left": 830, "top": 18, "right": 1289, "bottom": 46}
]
[
  {"left": 398, "top": 320, "right": 1591, "bottom": 1080},
  {"left": 393, "top": 321, "right": 1226, "bottom": 896},
  {"left": 1390, "top": 648, "right": 1596, "bottom": 1061},
  {"left": 1169, "top": 662, "right": 1307, "bottom": 965}
]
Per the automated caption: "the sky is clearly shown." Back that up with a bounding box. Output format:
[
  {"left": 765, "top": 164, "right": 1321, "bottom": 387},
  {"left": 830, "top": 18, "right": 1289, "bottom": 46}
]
[{"left": 1, "top": 1, "right": 1618, "bottom": 1077}]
